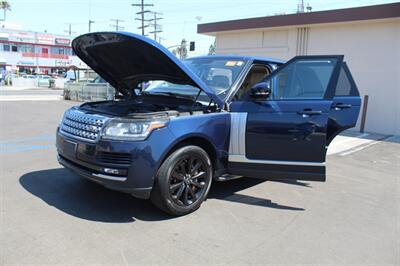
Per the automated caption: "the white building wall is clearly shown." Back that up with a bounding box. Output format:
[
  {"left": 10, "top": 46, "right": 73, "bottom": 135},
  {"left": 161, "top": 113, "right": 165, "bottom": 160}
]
[
  {"left": 216, "top": 28, "right": 298, "bottom": 60},
  {"left": 307, "top": 19, "right": 400, "bottom": 135},
  {"left": 214, "top": 18, "right": 400, "bottom": 135}
]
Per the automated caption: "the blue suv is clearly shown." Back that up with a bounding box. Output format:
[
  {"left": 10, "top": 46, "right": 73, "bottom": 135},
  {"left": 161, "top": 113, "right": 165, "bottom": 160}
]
[{"left": 57, "top": 32, "right": 361, "bottom": 215}]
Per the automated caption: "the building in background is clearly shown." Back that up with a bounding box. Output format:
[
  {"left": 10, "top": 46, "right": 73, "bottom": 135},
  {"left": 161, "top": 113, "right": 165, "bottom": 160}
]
[
  {"left": 0, "top": 27, "right": 86, "bottom": 75},
  {"left": 198, "top": 3, "right": 400, "bottom": 135}
]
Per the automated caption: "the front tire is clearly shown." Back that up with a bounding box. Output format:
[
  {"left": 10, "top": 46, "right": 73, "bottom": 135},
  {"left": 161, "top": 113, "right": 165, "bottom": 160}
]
[{"left": 151, "top": 145, "right": 213, "bottom": 216}]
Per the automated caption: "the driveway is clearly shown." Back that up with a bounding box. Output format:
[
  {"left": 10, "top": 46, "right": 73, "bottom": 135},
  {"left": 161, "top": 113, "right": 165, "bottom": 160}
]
[{"left": 0, "top": 100, "right": 398, "bottom": 265}]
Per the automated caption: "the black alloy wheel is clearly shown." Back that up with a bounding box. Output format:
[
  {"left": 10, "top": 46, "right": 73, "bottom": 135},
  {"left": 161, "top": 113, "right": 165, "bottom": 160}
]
[
  {"left": 169, "top": 156, "right": 207, "bottom": 206},
  {"left": 151, "top": 145, "right": 213, "bottom": 215}
]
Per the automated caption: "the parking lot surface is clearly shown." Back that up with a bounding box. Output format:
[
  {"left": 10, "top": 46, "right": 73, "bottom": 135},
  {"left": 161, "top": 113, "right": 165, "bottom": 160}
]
[{"left": 1, "top": 100, "right": 399, "bottom": 265}]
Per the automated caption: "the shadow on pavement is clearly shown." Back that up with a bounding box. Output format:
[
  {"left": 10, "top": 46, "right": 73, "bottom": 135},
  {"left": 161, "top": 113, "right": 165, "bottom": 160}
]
[
  {"left": 20, "top": 168, "right": 305, "bottom": 223},
  {"left": 209, "top": 178, "right": 306, "bottom": 211}
]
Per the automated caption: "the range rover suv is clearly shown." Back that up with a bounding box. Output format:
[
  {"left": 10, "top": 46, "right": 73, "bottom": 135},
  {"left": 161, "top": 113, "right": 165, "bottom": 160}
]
[{"left": 56, "top": 32, "right": 361, "bottom": 215}]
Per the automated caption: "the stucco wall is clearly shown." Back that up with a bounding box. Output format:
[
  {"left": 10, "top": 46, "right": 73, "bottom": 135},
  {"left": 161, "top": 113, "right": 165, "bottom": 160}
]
[{"left": 214, "top": 18, "right": 400, "bottom": 135}]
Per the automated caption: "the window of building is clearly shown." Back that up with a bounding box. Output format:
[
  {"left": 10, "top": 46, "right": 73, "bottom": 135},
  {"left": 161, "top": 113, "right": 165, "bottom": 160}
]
[
  {"left": 11, "top": 45, "right": 18, "bottom": 52},
  {"left": 3, "top": 44, "right": 10, "bottom": 51}
]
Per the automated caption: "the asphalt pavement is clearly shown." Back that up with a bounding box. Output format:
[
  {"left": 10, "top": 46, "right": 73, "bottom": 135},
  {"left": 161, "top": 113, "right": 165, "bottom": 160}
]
[{"left": 0, "top": 100, "right": 399, "bottom": 265}]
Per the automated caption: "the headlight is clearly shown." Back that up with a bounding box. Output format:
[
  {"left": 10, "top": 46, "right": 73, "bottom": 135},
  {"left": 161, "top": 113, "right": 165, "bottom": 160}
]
[{"left": 102, "top": 118, "right": 168, "bottom": 141}]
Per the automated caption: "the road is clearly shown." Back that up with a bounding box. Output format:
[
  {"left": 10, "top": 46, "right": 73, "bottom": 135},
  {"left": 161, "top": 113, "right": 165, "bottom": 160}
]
[
  {"left": 0, "top": 88, "right": 63, "bottom": 101},
  {"left": 0, "top": 100, "right": 399, "bottom": 265},
  {"left": 0, "top": 89, "right": 63, "bottom": 96}
]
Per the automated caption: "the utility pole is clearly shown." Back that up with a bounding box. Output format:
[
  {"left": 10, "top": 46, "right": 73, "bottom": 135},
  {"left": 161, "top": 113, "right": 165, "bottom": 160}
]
[
  {"left": 64, "top": 23, "right": 76, "bottom": 36},
  {"left": 110, "top": 19, "right": 125, "bottom": 31},
  {"left": 88, "top": 19, "right": 95, "bottom": 32},
  {"left": 132, "top": 0, "right": 153, "bottom": 36},
  {"left": 297, "top": 0, "right": 305, "bottom": 13},
  {"left": 148, "top": 12, "right": 162, "bottom": 41}
]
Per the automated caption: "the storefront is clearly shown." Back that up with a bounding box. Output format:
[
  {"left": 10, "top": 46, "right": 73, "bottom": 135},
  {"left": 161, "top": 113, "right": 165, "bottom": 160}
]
[{"left": 0, "top": 29, "right": 86, "bottom": 75}]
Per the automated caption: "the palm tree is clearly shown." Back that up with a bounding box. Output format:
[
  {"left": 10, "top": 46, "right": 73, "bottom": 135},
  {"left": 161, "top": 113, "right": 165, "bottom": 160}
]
[
  {"left": 172, "top": 39, "right": 188, "bottom": 59},
  {"left": 0, "top": 1, "right": 11, "bottom": 21},
  {"left": 208, "top": 39, "right": 216, "bottom": 55}
]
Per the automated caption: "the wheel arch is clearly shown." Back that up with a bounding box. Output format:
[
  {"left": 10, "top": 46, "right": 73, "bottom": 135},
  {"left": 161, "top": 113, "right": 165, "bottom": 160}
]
[{"left": 159, "top": 134, "right": 219, "bottom": 174}]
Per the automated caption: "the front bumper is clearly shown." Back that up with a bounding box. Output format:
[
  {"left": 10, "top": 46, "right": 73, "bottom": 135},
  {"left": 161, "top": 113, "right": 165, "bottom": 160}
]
[
  {"left": 57, "top": 154, "right": 151, "bottom": 199},
  {"left": 56, "top": 127, "right": 175, "bottom": 199}
]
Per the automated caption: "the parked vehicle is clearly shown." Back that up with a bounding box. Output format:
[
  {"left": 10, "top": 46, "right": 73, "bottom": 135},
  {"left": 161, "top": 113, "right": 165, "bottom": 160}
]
[
  {"left": 57, "top": 32, "right": 361, "bottom": 215},
  {"left": 22, "top": 74, "right": 36, "bottom": 79},
  {"left": 37, "top": 75, "right": 53, "bottom": 87}
]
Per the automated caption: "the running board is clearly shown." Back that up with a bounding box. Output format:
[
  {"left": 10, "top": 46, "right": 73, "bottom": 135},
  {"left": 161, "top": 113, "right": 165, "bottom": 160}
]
[{"left": 215, "top": 174, "right": 243, "bottom": 181}]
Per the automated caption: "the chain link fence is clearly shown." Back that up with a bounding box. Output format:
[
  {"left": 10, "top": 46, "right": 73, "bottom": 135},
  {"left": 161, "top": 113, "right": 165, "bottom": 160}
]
[{"left": 64, "top": 82, "right": 115, "bottom": 102}]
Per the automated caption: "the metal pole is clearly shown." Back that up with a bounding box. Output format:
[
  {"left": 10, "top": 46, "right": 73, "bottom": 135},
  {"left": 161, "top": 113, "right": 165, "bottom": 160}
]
[
  {"left": 360, "top": 95, "right": 369, "bottom": 133},
  {"left": 153, "top": 12, "right": 156, "bottom": 40},
  {"left": 141, "top": 0, "right": 144, "bottom": 35}
]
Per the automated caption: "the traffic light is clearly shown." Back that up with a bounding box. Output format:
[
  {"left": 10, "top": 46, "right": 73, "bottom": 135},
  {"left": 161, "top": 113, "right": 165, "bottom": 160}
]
[{"left": 189, "top": 41, "right": 195, "bottom": 51}]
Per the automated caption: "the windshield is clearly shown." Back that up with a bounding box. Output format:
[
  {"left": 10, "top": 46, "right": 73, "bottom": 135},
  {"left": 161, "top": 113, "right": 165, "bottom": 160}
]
[{"left": 142, "top": 57, "right": 247, "bottom": 102}]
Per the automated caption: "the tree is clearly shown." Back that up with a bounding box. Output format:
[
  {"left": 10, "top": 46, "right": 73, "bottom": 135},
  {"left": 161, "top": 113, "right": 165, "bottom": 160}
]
[
  {"left": 0, "top": 1, "right": 11, "bottom": 21},
  {"left": 208, "top": 39, "right": 216, "bottom": 55},
  {"left": 172, "top": 39, "right": 188, "bottom": 59}
]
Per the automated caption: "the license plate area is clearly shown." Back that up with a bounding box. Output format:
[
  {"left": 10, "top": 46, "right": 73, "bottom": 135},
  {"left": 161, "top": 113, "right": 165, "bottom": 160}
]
[{"left": 62, "top": 139, "right": 77, "bottom": 158}]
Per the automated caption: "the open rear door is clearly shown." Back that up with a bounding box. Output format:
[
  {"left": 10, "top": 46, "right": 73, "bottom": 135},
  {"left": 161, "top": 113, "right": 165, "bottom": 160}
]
[{"left": 327, "top": 62, "right": 361, "bottom": 144}]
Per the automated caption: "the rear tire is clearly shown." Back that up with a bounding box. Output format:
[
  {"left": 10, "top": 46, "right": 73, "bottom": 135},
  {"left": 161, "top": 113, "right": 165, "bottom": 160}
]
[{"left": 150, "top": 145, "right": 213, "bottom": 216}]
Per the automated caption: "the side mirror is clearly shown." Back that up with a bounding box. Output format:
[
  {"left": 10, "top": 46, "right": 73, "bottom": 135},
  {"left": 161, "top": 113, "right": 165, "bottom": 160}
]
[{"left": 250, "top": 82, "right": 271, "bottom": 99}]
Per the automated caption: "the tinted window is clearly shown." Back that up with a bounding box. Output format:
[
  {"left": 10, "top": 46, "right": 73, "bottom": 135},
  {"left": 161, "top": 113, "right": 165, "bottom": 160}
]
[
  {"left": 267, "top": 59, "right": 337, "bottom": 100},
  {"left": 3, "top": 44, "right": 9, "bottom": 51},
  {"left": 335, "top": 65, "right": 359, "bottom": 96},
  {"left": 335, "top": 67, "right": 351, "bottom": 96}
]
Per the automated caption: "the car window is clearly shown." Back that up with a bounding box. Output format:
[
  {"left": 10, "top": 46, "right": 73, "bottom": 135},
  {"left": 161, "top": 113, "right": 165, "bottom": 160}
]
[
  {"left": 266, "top": 59, "right": 338, "bottom": 100},
  {"left": 236, "top": 64, "right": 271, "bottom": 100},
  {"left": 335, "top": 65, "right": 359, "bottom": 96}
]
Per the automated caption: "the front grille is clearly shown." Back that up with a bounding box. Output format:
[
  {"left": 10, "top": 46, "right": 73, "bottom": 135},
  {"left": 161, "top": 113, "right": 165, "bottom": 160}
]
[
  {"left": 97, "top": 152, "right": 132, "bottom": 165},
  {"left": 60, "top": 108, "right": 108, "bottom": 142}
]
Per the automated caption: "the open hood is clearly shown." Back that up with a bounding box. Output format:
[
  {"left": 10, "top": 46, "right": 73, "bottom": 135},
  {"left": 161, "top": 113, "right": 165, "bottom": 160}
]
[{"left": 72, "top": 32, "right": 224, "bottom": 108}]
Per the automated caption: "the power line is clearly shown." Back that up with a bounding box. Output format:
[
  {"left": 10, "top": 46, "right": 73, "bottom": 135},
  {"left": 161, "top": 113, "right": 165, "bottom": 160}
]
[
  {"left": 110, "top": 19, "right": 125, "bottom": 31},
  {"left": 132, "top": 0, "right": 154, "bottom": 36},
  {"left": 148, "top": 11, "right": 162, "bottom": 41}
]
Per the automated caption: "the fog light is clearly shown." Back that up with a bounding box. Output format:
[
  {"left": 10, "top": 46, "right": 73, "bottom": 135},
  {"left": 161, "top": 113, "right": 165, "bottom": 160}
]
[{"left": 104, "top": 168, "right": 120, "bottom": 175}]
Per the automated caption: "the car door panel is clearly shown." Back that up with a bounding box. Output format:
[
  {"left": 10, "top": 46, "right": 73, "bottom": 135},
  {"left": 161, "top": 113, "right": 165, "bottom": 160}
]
[
  {"left": 327, "top": 63, "right": 361, "bottom": 144},
  {"left": 228, "top": 55, "right": 344, "bottom": 181},
  {"left": 244, "top": 100, "right": 331, "bottom": 162}
]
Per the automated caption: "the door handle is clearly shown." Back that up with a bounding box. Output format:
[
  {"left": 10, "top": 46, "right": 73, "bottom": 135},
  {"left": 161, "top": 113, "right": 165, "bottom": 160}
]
[
  {"left": 297, "top": 110, "right": 322, "bottom": 117},
  {"left": 333, "top": 103, "right": 352, "bottom": 110}
]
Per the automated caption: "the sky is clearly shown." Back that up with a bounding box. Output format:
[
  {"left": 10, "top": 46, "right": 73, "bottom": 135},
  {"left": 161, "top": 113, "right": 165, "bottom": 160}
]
[{"left": 3, "top": 0, "right": 398, "bottom": 56}]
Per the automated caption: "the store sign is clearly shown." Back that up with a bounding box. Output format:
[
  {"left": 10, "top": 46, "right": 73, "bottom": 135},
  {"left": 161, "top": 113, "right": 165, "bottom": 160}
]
[
  {"left": 55, "top": 59, "right": 72, "bottom": 67},
  {"left": 18, "top": 61, "right": 35, "bottom": 66},
  {"left": 10, "top": 31, "right": 35, "bottom": 42},
  {"left": 0, "top": 32, "right": 9, "bottom": 41},
  {"left": 37, "top": 33, "right": 54, "bottom": 45},
  {"left": 55, "top": 38, "right": 71, "bottom": 45}
]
